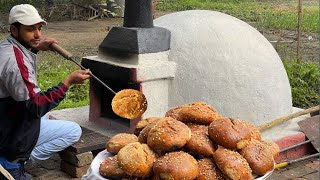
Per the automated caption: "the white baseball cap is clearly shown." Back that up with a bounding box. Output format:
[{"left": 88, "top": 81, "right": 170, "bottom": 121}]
[{"left": 9, "top": 4, "right": 47, "bottom": 25}]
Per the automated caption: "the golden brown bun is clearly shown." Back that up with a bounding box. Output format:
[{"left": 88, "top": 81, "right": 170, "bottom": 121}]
[
  {"left": 106, "top": 133, "right": 138, "bottom": 154},
  {"left": 195, "top": 158, "right": 227, "bottom": 180},
  {"left": 184, "top": 124, "right": 216, "bottom": 157},
  {"left": 260, "top": 140, "right": 280, "bottom": 158},
  {"left": 134, "top": 117, "right": 160, "bottom": 136},
  {"left": 208, "top": 117, "right": 251, "bottom": 149},
  {"left": 165, "top": 106, "right": 182, "bottom": 120},
  {"left": 138, "top": 121, "right": 158, "bottom": 144},
  {"left": 111, "top": 89, "right": 147, "bottom": 119},
  {"left": 153, "top": 151, "right": 199, "bottom": 180},
  {"left": 99, "top": 156, "right": 126, "bottom": 178},
  {"left": 117, "top": 142, "right": 157, "bottom": 178},
  {"left": 240, "top": 139, "right": 274, "bottom": 176},
  {"left": 241, "top": 120, "right": 261, "bottom": 141},
  {"left": 166, "top": 102, "right": 220, "bottom": 125},
  {"left": 147, "top": 117, "right": 191, "bottom": 153},
  {"left": 213, "top": 147, "right": 253, "bottom": 180}
]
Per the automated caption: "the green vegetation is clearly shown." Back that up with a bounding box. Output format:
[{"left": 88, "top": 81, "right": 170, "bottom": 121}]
[
  {"left": 157, "top": 0, "right": 319, "bottom": 32},
  {"left": 283, "top": 59, "right": 320, "bottom": 108},
  {"left": 0, "top": 33, "right": 5, "bottom": 40},
  {"left": 36, "top": 52, "right": 89, "bottom": 110}
]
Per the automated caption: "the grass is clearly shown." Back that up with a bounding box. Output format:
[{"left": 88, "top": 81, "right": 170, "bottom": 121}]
[
  {"left": 157, "top": 0, "right": 319, "bottom": 32},
  {"left": 37, "top": 52, "right": 89, "bottom": 110}
]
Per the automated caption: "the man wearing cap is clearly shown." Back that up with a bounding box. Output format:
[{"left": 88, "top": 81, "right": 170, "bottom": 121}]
[{"left": 0, "top": 4, "right": 91, "bottom": 179}]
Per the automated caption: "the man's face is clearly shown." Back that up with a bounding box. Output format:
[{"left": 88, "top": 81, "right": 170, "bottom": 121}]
[{"left": 11, "top": 23, "right": 43, "bottom": 49}]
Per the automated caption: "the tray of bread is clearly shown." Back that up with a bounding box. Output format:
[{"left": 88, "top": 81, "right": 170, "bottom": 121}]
[{"left": 83, "top": 102, "right": 279, "bottom": 180}]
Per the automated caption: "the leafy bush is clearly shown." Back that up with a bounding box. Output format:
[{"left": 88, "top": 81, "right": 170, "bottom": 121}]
[{"left": 283, "top": 59, "right": 320, "bottom": 108}]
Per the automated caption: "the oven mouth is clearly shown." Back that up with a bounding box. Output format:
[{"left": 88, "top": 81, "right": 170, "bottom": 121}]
[{"left": 91, "top": 78, "right": 140, "bottom": 120}]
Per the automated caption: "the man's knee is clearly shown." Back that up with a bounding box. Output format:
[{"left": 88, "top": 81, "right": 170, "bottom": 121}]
[{"left": 68, "top": 122, "right": 82, "bottom": 144}]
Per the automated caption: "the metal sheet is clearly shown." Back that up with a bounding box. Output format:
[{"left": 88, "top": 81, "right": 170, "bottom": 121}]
[{"left": 298, "top": 115, "right": 320, "bottom": 152}]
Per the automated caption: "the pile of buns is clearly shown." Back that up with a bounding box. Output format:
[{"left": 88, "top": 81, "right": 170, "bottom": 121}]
[{"left": 100, "top": 102, "right": 280, "bottom": 180}]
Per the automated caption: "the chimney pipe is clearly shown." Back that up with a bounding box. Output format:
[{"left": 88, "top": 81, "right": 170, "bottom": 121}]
[{"left": 123, "top": 0, "right": 154, "bottom": 28}]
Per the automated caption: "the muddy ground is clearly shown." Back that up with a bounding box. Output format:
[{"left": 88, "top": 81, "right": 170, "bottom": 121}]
[{"left": 1, "top": 11, "right": 319, "bottom": 62}]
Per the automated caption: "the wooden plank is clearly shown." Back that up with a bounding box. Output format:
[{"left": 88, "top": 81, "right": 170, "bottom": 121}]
[
  {"left": 65, "top": 127, "right": 109, "bottom": 154},
  {"left": 0, "top": 164, "right": 14, "bottom": 180},
  {"left": 81, "top": 126, "right": 95, "bottom": 135}
]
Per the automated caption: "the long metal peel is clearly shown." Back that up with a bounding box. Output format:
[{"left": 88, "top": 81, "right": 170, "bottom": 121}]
[{"left": 50, "top": 43, "right": 116, "bottom": 95}]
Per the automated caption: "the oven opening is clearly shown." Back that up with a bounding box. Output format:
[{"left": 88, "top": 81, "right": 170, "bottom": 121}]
[{"left": 91, "top": 78, "right": 140, "bottom": 126}]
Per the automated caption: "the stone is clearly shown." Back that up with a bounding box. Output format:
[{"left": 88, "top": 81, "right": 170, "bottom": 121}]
[
  {"left": 60, "top": 160, "right": 90, "bottom": 178},
  {"left": 99, "top": 26, "right": 171, "bottom": 54},
  {"left": 123, "top": 0, "right": 153, "bottom": 28},
  {"left": 59, "top": 151, "right": 93, "bottom": 167},
  {"left": 39, "top": 158, "right": 60, "bottom": 170},
  {"left": 303, "top": 172, "right": 320, "bottom": 180}
]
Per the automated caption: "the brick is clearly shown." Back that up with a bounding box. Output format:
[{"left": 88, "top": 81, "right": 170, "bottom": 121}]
[
  {"left": 59, "top": 151, "right": 93, "bottom": 167},
  {"left": 305, "top": 160, "right": 320, "bottom": 171},
  {"left": 275, "top": 133, "right": 314, "bottom": 163},
  {"left": 303, "top": 172, "right": 320, "bottom": 180},
  {"left": 60, "top": 160, "right": 90, "bottom": 178},
  {"left": 269, "top": 171, "right": 295, "bottom": 180},
  {"left": 270, "top": 158, "right": 320, "bottom": 180},
  {"left": 278, "top": 164, "right": 317, "bottom": 179}
]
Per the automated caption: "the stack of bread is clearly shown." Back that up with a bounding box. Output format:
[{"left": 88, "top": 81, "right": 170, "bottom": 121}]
[{"left": 99, "top": 102, "right": 280, "bottom": 180}]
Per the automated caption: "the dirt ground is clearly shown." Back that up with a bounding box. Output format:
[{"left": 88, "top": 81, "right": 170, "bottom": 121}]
[{"left": 1, "top": 11, "right": 319, "bottom": 61}]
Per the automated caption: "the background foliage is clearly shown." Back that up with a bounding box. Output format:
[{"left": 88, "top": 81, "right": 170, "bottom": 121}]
[
  {"left": 283, "top": 59, "right": 320, "bottom": 108},
  {"left": 157, "top": 0, "right": 319, "bottom": 32}
]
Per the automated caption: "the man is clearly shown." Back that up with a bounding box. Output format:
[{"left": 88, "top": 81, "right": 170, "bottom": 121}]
[{"left": 0, "top": 4, "right": 91, "bottom": 179}]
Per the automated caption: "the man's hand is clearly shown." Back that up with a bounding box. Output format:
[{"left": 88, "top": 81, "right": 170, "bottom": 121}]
[
  {"left": 63, "top": 69, "right": 91, "bottom": 88},
  {"left": 37, "top": 38, "right": 58, "bottom": 51}
]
